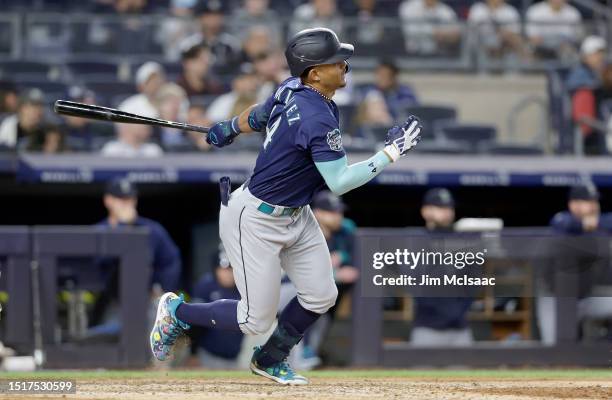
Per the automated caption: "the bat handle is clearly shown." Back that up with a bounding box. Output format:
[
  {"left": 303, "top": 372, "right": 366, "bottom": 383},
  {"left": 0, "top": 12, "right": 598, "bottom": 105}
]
[{"left": 180, "top": 122, "right": 210, "bottom": 134}]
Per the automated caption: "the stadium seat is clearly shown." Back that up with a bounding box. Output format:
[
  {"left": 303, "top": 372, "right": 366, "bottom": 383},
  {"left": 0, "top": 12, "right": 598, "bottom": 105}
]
[
  {"left": 84, "top": 81, "right": 137, "bottom": 106},
  {"left": 66, "top": 61, "right": 121, "bottom": 80},
  {"left": 436, "top": 123, "right": 497, "bottom": 152},
  {"left": 16, "top": 80, "right": 67, "bottom": 101},
  {"left": 158, "top": 61, "right": 183, "bottom": 80},
  {"left": 403, "top": 105, "right": 457, "bottom": 140},
  {"left": 0, "top": 60, "right": 55, "bottom": 80}
]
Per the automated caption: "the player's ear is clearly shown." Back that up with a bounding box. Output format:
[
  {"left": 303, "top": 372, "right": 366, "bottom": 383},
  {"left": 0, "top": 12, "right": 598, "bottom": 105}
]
[
  {"left": 310, "top": 67, "right": 320, "bottom": 83},
  {"left": 103, "top": 194, "right": 113, "bottom": 210}
]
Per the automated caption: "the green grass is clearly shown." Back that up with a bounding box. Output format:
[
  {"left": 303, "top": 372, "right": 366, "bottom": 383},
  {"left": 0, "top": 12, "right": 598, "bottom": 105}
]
[{"left": 1, "top": 369, "right": 610, "bottom": 380}]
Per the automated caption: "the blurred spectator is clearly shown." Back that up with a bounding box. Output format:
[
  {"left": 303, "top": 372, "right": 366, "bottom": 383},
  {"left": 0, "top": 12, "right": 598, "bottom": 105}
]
[
  {"left": 59, "top": 86, "right": 114, "bottom": 152},
  {"left": 600, "top": 64, "right": 612, "bottom": 113},
  {"left": 0, "top": 88, "right": 64, "bottom": 153},
  {"left": 177, "top": 39, "right": 227, "bottom": 98},
  {"left": 566, "top": 36, "right": 607, "bottom": 155},
  {"left": 253, "top": 50, "right": 289, "bottom": 101},
  {"left": 0, "top": 80, "right": 18, "bottom": 114},
  {"left": 238, "top": 25, "right": 278, "bottom": 64},
  {"left": 291, "top": 0, "right": 344, "bottom": 38},
  {"left": 191, "top": 244, "right": 243, "bottom": 369},
  {"left": 355, "top": 90, "right": 393, "bottom": 136},
  {"left": 602, "top": 65, "right": 612, "bottom": 151},
  {"left": 92, "top": 0, "right": 153, "bottom": 13},
  {"left": 345, "top": 0, "right": 387, "bottom": 48},
  {"left": 361, "top": 60, "right": 419, "bottom": 121},
  {"left": 231, "top": 0, "right": 281, "bottom": 43},
  {"left": 412, "top": 188, "right": 474, "bottom": 347},
  {"left": 153, "top": 82, "right": 194, "bottom": 151},
  {"left": 399, "top": 0, "right": 461, "bottom": 56},
  {"left": 206, "top": 66, "right": 259, "bottom": 123},
  {"left": 468, "top": 0, "right": 524, "bottom": 61},
  {"left": 539, "top": 182, "right": 612, "bottom": 344},
  {"left": 186, "top": 103, "right": 213, "bottom": 151},
  {"left": 526, "top": 0, "right": 582, "bottom": 61},
  {"left": 85, "top": 0, "right": 160, "bottom": 54},
  {"left": 100, "top": 99, "right": 163, "bottom": 157},
  {"left": 158, "top": 0, "right": 199, "bottom": 61},
  {"left": 121, "top": 62, "right": 166, "bottom": 118},
  {"left": 191, "top": 0, "right": 242, "bottom": 74}
]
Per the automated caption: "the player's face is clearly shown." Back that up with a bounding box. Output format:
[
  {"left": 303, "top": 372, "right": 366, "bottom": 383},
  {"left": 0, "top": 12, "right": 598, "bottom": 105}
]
[
  {"left": 315, "top": 61, "right": 348, "bottom": 90},
  {"left": 421, "top": 205, "right": 455, "bottom": 229},
  {"left": 104, "top": 195, "right": 138, "bottom": 224},
  {"left": 569, "top": 199, "right": 600, "bottom": 219}
]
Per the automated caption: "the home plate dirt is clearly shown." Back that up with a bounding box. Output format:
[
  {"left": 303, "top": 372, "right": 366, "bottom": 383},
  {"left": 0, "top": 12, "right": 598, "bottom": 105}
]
[{"left": 2, "top": 370, "right": 611, "bottom": 400}]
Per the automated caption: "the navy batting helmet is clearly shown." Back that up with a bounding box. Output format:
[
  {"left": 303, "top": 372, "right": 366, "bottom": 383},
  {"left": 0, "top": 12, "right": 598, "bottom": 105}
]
[{"left": 285, "top": 27, "right": 354, "bottom": 77}]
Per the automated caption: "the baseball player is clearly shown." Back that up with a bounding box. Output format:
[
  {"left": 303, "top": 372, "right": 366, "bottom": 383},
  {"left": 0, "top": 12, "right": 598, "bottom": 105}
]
[{"left": 150, "top": 27, "right": 422, "bottom": 385}]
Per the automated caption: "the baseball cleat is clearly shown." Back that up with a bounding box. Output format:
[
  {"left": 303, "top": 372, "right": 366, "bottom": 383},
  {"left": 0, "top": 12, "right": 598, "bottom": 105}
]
[
  {"left": 249, "top": 346, "right": 309, "bottom": 385},
  {"left": 150, "top": 292, "right": 190, "bottom": 361}
]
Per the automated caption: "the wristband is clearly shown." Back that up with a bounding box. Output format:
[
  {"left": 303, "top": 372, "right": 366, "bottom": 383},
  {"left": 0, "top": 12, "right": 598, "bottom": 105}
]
[
  {"left": 230, "top": 116, "right": 242, "bottom": 135},
  {"left": 383, "top": 143, "right": 401, "bottom": 162}
]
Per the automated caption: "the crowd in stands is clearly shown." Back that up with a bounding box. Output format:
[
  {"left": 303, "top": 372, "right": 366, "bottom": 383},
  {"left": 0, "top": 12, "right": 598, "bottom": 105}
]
[{"left": 0, "top": 0, "right": 610, "bottom": 155}]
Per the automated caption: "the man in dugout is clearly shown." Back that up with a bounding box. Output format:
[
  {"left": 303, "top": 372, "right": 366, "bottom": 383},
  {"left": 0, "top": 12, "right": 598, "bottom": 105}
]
[{"left": 411, "top": 188, "right": 474, "bottom": 347}]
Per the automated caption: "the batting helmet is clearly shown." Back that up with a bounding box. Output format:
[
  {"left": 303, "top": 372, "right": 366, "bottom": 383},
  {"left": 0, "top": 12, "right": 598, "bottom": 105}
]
[{"left": 285, "top": 27, "right": 354, "bottom": 77}]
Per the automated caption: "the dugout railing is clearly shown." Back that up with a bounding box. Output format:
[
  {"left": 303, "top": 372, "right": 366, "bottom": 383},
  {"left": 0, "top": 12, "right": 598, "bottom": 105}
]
[{"left": 0, "top": 226, "right": 151, "bottom": 368}]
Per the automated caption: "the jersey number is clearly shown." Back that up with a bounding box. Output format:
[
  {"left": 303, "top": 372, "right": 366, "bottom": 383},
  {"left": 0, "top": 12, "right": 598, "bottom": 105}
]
[{"left": 263, "top": 114, "right": 282, "bottom": 150}]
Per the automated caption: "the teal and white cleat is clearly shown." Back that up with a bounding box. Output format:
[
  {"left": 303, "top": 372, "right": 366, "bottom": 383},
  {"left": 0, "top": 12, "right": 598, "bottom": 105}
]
[
  {"left": 250, "top": 346, "right": 309, "bottom": 385},
  {"left": 150, "top": 292, "right": 190, "bottom": 361}
]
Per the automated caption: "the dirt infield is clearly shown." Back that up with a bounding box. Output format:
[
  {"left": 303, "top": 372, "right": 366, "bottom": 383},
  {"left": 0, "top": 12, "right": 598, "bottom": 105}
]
[{"left": 2, "top": 370, "right": 611, "bottom": 400}]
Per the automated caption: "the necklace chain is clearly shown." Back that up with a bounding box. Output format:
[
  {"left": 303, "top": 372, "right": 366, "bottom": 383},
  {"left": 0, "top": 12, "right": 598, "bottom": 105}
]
[{"left": 305, "top": 84, "right": 332, "bottom": 102}]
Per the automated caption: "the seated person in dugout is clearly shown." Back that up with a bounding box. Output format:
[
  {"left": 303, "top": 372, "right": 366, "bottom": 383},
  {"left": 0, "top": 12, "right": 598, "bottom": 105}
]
[
  {"left": 89, "top": 178, "right": 182, "bottom": 333},
  {"left": 411, "top": 188, "right": 474, "bottom": 347},
  {"left": 538, "top": 182, "right": 612, "bottom": 345}
]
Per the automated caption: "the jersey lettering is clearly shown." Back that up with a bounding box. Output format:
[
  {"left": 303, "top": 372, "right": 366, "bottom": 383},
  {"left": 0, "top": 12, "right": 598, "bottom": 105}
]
[
  {"left": 263, "top": 113, "right": 282, "bottom": 150},
  {"left": 285, "top": 101, "right": 301, "bottom": 126}
]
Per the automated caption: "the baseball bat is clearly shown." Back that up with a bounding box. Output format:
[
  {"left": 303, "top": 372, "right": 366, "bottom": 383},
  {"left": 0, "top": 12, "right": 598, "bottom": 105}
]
[{"left": 54, "top": 100, "right": 209, "bottom": 133}]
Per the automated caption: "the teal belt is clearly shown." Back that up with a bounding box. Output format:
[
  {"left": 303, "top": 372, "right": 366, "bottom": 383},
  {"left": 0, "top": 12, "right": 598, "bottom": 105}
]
[{"left": 257, "top": 202, "right": 301, "bottom": 217}]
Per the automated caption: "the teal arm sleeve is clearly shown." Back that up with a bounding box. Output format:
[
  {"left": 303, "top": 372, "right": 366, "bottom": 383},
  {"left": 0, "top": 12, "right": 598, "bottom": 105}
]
[{"left": 315, "top": 151, "right": 391, "bottom": 196}]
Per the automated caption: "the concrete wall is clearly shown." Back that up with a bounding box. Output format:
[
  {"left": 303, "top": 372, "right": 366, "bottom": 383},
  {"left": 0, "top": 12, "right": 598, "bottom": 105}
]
[{"left": 354, "top": 72, "right": 549, "bottom": 143}]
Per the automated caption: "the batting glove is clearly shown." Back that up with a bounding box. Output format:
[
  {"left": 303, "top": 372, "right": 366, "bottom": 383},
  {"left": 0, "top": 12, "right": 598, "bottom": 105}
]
[
  {"left": 383, "top": 115, "right": 422, "bottom": 162},
  {"left": 206, "top": 116, "right": 241, "bottom": 148}
]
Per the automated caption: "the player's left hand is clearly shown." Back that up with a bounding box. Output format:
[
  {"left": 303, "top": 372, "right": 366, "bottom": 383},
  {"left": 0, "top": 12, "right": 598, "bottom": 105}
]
[
  {"left": 383, "top": 115, "right": 422, "bottom": 162},
  {"left": 206, "top": 117, "right": 241, "bottom": 147}
]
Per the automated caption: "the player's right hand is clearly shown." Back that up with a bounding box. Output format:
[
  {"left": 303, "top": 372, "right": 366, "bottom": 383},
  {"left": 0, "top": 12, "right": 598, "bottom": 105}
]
[
  {"left": 382, "top": 115, "right": 422, "bottom": 162},
  {"left": 206, "top": 117, "right": 241, "bottom": 147}
]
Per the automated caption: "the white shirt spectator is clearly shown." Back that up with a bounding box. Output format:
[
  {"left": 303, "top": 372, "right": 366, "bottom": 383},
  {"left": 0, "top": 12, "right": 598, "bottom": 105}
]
[
  {"left": 0, "top": 115, "right": 17, "bottom": 147},
  {"left": 206, "top": 92, "right": 237, "bottom": 122},
  {"left": 526, "top": 1, "right": 582, "bottom": 46},
  {"left": 468, "top": 1, "right": 520, "bottom": 49},
  {"left": 469, "top": 2, "right": 520, "bottom": 32},
  {"left": 399, "top": 0, "right": 458, "bottom": 54},
  {"left": 101, "top": 95, "right": 163, "bottom": 158},
  {"left": 118, "top": 94, "right": 159, "bottom": 120},
  {"left": 290, "top": 2, "right": 343, "bottom": 38},
  {"left": 100, "top": 141, "right": 163, "bottom": 157}
]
